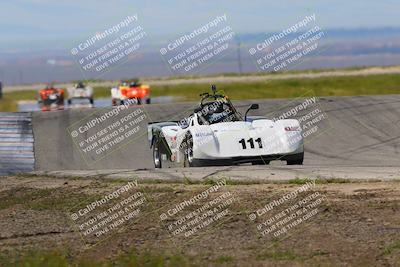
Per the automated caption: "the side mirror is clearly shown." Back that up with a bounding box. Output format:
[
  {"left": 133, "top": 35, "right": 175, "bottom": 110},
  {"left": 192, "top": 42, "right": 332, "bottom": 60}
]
[
  {"left": 245, "top": 104, "right": 259, "bottom": 121},
  {"left": 250, "top": 104, "right": 259, "bottom": 110}
]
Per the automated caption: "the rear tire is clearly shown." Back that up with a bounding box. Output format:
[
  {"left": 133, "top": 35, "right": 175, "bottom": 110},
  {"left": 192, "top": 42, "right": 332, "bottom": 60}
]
[{"left": 89, "top": 98, "right": 94, "bottom": 105}]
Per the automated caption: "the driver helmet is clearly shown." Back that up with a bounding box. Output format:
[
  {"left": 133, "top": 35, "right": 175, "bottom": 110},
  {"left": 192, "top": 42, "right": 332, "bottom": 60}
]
[
  {"left": 209, "top": 101, "right": 224, "bottom": 114},
  {"left": 76, "top": 82, "right": 85, "bottom": 88}
]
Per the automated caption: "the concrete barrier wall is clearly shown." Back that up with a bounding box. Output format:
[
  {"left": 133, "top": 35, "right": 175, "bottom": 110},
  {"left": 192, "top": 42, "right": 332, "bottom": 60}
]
[{"left": 0, "top": 112, "right": 34, "bottom": 175}]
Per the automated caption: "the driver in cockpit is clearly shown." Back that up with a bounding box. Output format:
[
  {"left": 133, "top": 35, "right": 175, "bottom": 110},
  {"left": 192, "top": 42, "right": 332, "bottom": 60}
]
[{"left": 198, "top": 100, "right": 234, "bottom": 124}]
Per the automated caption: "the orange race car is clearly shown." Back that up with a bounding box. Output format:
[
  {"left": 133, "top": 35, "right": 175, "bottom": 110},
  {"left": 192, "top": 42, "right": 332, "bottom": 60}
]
[
  {"left": 111, "top": 79, "right": 151, "bottom": 106},
  {"left": 37, "top": 84, "right": 65, "bottom": 111}
]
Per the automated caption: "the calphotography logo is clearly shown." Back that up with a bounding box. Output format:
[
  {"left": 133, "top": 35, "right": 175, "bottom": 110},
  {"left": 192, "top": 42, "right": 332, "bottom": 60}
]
[
  {"left": 264, "top": 92, "right": 333, "bottom": 144},
  {"left": 249, "top": 13, "right": 326, "bottom": 72},
  {"left": 160, "top": 14, "right": 236, "bottom": 74},
  {"left": 159, "top": 179, "right": 237, "bottom": 239},
  {"left": 67, "top": 101, "right": 150, "bottom": 165},
  {"left": 250, "top": 179, "right": 326, "bottom": 239},
  {"left": 71, "top": 14, "right": 147, "bottom": 77},
  {"left": 69, "top": 180, "right": 148, "bottom": 242}
]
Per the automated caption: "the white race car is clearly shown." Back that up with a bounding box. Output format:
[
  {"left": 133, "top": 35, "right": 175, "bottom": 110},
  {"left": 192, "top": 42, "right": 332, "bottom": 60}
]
[
  {"left": 148, "top": 86, "right": 304, "bottom": 168},
  {"left": 67, "top": 82, "right": 94, "bottom": 106}
]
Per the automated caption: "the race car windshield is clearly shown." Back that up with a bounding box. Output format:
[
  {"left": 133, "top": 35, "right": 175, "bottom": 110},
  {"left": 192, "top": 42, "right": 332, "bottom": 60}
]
[{"left": 197, "top": 100, "right": 241, "bottom": 125}]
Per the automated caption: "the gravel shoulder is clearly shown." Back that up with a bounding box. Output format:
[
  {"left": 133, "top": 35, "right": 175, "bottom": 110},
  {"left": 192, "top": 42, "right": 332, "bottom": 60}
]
[{"left": 0, "top": 175, "right": 399, "bottom": 266}]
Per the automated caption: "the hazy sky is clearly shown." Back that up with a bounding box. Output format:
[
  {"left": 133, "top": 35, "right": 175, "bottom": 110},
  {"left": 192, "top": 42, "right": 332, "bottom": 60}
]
[
  {"left": 0, "top": 0, "right": 398, "bottom": 84},
  {"left": 0, "top": 0, "right": 399, "bottom": 40}
]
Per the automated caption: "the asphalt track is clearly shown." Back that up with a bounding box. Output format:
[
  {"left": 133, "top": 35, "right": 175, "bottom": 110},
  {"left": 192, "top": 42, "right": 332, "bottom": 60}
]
[{"left": 31, "top": 94, "right": 400, "bottom": 181}]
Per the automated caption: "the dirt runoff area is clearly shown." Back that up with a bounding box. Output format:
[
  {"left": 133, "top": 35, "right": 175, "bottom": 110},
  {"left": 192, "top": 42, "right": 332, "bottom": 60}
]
[{"left": 0, "top": 175, "right": 399, "bottom": 266}]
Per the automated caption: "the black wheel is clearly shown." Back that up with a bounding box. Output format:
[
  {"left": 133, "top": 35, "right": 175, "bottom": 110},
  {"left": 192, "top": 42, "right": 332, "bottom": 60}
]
[
  {"left": 183, "top": 134, "right": 201, "bottom": 167},
  {"left": 137, "top": 98, "right": 142, "bottom": 105},
  {"left": 286, "top": 152, "right": 304, "bottom": 165},
  {"left": 153, "top": 140, "right": 162, "bottom": 168},
  {"left": 146, "top": 98, "right": 151, "bottom": 104},
  {"left": 120, "top": 100, "right": 124, "bottom": 105},
  {"left": 67, "top": 99, "right": 72, "bottom": 105},
  {"left": 89, "top": 98, "right": 94, "bottom": 105}
]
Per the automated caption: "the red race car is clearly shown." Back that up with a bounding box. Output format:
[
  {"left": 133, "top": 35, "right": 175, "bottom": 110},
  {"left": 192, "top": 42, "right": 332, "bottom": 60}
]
[
  {"left": 38, "top": 84, "right": 65, "bottom": 111},
  {"left": 111, "top": 79, "right": 151, "bottom": 106}
]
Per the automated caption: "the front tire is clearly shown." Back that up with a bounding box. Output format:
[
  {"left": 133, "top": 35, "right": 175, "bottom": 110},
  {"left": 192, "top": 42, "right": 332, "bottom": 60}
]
[
  {"left": 153, "top": 140, "right": 162, "bottom": 168},
  {"left": 183, "top": 134, "right": 202, "bottom": 167}
]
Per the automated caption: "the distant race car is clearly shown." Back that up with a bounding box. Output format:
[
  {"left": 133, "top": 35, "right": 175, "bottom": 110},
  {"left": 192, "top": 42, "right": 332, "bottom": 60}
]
[
  {"left": 111, "top": 79, "right": 150, "bottom": 106},
  {"left": 67, "top": 82, "right": 94, "bottom": 106},
  {"left": 148, "top": 85, "right": 304, "bottom": 168},
  {"left": 38, "top": 84, "right": 65, "bottom": 111}
]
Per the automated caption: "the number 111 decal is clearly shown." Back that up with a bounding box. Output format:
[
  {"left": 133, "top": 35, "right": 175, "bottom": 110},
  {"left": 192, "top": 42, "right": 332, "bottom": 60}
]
[{"left": 239, "top": 138, "right": 263, "bottom": 149}]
